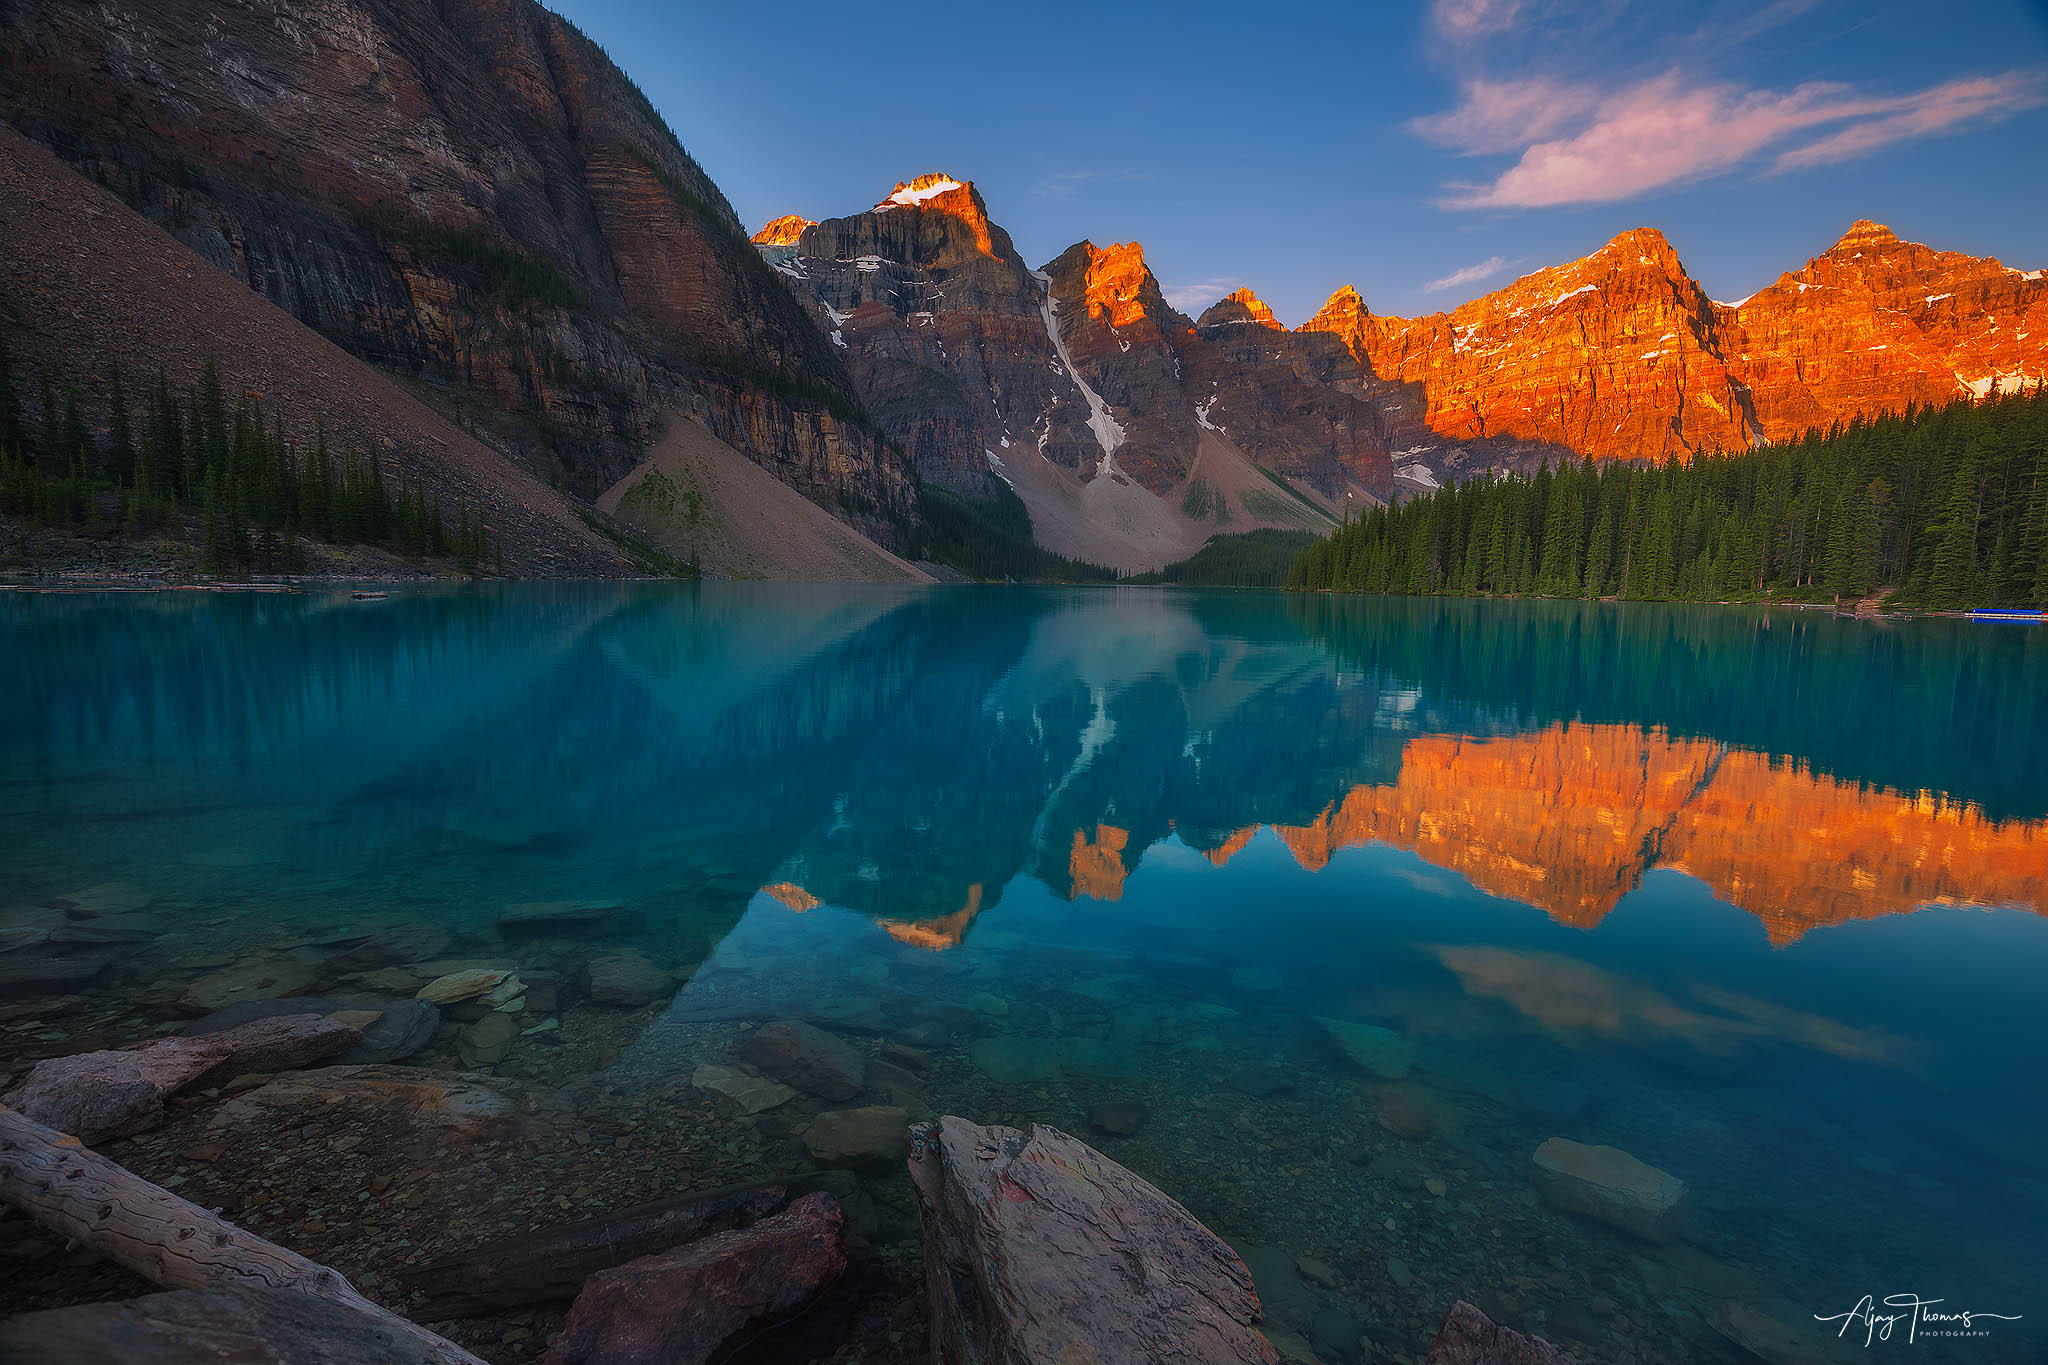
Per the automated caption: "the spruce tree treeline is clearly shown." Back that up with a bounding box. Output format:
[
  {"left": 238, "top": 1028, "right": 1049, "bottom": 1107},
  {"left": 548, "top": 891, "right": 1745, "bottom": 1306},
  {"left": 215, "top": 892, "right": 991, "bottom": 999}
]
[
  {"left": 0, "top": 336, "right": 502, "bottom": 576},
  {"left": 1286, "top": 388, "right": 2048, "bottom": 609}
]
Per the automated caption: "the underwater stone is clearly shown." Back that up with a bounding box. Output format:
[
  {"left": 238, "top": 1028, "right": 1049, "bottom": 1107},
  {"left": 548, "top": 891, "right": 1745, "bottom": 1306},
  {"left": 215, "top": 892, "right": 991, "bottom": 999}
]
[
  {"left": 803, "top": 1105, "right": 909, "bottom": 1168},
  {"left": 1316, "top": 1017, "right": 1414, "bottom": 1080},
  {"left": 585, "top": 952, "right": 671, "bottom": 1007},
  {"left": 417, "top": 969, "right": 509, "bottom": 1005},
  {"left": 1087, "top": 1099, "right": 1148, "bottom": 1136},
  {"left": 970, "top": 1036, "right": 1059, "bottom": 1084},
  {"left": 740, "top": 1021, "right": 866, "bottom": 1100},
  {"left": 691, "top": 1064, "right": 795, "bottom": 1114},
  {"left": 1529, "top": 1138, "right": 1691, "bottom": 1244}
]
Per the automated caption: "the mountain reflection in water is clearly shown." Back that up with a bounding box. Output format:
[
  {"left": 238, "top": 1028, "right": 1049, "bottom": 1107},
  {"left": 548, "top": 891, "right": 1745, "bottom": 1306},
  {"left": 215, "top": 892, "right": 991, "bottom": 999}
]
[{"left": 3, "top": 584, "right": 2045, "bottom": 1362}]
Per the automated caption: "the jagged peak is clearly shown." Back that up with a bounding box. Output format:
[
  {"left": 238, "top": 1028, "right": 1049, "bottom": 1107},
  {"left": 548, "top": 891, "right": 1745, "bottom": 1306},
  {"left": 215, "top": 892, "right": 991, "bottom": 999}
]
[
  {"left": 1831, "top": 219, "right": 1900, "bottom": 252},
  {"left": 1305, "top": 285, "right": 1373, "bottom": 324},
  {"left": 1199, "top": 286, "right": 1283, "bottom": 330},
  {"left": 876, "top": 173, "right": 972, "bottom": 210},
  {"left": 1589, "top": 226, "right": 1683, "bottom": 273},
  {"left": 750, "top": 214, "right": 814, "bottom": 247}
]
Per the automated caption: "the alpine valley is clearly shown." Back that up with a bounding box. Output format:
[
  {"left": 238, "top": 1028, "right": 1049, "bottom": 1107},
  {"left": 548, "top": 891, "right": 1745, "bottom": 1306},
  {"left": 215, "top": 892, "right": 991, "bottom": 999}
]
[{"left": 0, "top": 0, "right": 2044, "bottom": 578}]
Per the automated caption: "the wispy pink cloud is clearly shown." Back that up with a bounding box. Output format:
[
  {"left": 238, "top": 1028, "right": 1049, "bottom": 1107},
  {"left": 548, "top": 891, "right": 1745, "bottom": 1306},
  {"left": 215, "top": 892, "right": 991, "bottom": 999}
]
[
  {"left": 1424, "top": 255, "right": 1514, "bottom": 293},
  {"left": 1427, "top": 68, "right": 2046, "bottom": 209},
  {"left": 1771, "top": 72, "right": 2048, "bottom": 170}
]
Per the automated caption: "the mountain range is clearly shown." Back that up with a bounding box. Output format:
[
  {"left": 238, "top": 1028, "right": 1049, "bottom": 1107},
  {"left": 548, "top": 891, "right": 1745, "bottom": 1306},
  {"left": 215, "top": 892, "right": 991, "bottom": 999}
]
[{"left": 1, "top": 0, "right": 2042, "bottom": 577}]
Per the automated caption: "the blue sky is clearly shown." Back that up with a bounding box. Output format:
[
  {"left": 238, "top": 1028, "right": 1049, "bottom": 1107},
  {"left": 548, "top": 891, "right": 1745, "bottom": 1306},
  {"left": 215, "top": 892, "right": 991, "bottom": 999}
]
[{"left": 554, "top": 0, "right": 2048, "bottom": 323}]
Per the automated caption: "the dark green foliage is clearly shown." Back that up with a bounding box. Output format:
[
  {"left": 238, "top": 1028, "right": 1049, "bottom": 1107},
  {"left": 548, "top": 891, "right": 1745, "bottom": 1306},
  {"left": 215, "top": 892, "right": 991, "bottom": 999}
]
[
  {"left": 573, "top": 506, "right": 698, "bottom": 579},
  {"left": 0, "top": 335, "right": 500, "bottom": 575},
  {"left": 1126, "top": 530, "right": 1320, "bottom": 587},
  {"left": 357, "top": 210, "right": 586, "bottom": 314},
  {"left": 691, "top": 347, "right": 872, "bottom": 431},
  {"left": 1288, "top": 389, "right": 2048, "bottom": 609},
  {"left": 905, "top": 481, "right": 1117, "bottom": 583}
]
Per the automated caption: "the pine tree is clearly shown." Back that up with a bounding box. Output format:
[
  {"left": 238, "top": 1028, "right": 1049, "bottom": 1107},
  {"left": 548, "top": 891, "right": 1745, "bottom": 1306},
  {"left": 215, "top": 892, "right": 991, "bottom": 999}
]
[
  {"left": 0, "top": 330, "right": 21, "bottom": 456},
  {"left": 106, "top": 361, "right": 134, "bottom": 485}
]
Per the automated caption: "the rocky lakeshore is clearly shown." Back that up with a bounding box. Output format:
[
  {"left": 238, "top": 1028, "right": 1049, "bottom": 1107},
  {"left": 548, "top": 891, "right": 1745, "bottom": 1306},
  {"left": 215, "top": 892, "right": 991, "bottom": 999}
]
[{"left": 0, "top": 874, "right": 1919, "bottom": 1365}]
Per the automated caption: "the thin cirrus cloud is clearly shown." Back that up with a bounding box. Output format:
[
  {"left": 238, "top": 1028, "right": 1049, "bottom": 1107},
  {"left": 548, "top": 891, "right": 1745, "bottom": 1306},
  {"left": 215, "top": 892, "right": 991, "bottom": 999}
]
[
  {"left": 1162, "top": 278, "right": 1247, "bottom": 313},
  {"left": 1424, "top": 255, "right": 1514, "bottom": 292},
  {"left": 1418, "top": 68, "right": 2047, "bottom": 209}
]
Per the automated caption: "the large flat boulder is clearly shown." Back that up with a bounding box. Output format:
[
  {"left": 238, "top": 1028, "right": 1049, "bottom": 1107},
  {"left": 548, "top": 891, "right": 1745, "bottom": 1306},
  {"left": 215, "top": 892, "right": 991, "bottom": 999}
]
[
  {"left": 545, "top": 1191, "right": 847, "bottom": 1365},
  {"left": 908, "top": 1115, "right": 1278, "bottom": 1364},
  {"left": 739, "top": 1019, "right": 866, "bottom": 1100},
  {"left": 0, "top": 1285, "right": 450, "bottom": 1364},
  {"left": 1, "top": 1013, "right": 361, "bottom": 1142},
  {"left": 1425, "top": 1300, "right": 1572, "bottom": 1364},
  {"left": 1529, "top": 1138, "right": 1690, "bottom": 1243},
  {"left": 214, "top": 1064, "right": 526, "bottom": 1142}
]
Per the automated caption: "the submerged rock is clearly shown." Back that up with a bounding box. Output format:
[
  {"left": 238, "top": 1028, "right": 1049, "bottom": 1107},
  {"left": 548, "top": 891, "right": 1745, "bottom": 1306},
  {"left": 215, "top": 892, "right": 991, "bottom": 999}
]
[
  {"left": 182, "top": 996, "right": 439, "bottom": 1065},
  {"left": 804, "top": 1105, "right": 909, "bottom": 1169},
  {"left": 546, "top": 1191, "right": 846, "bottom": 1365},
  {"left": 457, "top": 1011, "right": 518, "bottom": 1066},
  {"left": 1425, "top": 1300, "right": 1571, "bottom": 1364},
  {"left": 416, "top": 968, "right": 510, "bottom": 1005},
  {"left": 177, "top": 957, "right": 320, "bottom": 1014},
  {"left": 1529, "top": 1138, "right": 1691, "bottom": 1243},
  {"left": 1316, "top": 1016, "right": 1414, "bottom": 1079},
  {"left": 0, "top": 951, "right": 110, "bottom": 998},
  {"left": 585, "top": 951, "right": 671, "bottom": 1007},
  {"left": 1087, "top": 1098, "right": 1149, "bottom": 1136},
  {"left": 691, "top": 1063, "right": 795, "bottom": 1114},
  {"left": 740, "top": 1020, "right": 866, "bottom": 1100},
  {"left": 499, "top": 898, "right": 621, "bottom": 928},
  {"left": 910, "top": 1116, "right": 1278, "bottom": 1364},
  {"left": 396, "top": 1183, "right": 787, "bottom": 1320},
  {"left": 0, "top": 1285, "right": 453, "bottom": 1364},
  {"left": 2, "top": 1013, "right": 360, "bottom": 1142},
  {"left": 217, "top": 1064, "right": 526, "bottom": 1141},
  {"left": 970, "top": 1035, "right": 1059, "bottom": 1084}
]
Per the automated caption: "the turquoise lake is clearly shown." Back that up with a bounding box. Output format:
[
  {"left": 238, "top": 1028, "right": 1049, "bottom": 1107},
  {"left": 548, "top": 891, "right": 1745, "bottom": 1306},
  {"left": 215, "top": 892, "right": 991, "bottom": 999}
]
[{"left": 2, "top": 585, "right": 2045, "bottom": 1363}]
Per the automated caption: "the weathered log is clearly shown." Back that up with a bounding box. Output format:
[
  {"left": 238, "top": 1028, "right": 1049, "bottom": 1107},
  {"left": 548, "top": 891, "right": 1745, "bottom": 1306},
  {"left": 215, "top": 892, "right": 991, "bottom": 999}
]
[
  {"left": 393, "top": 1181, "right": 787, "bottom": 1319},
  {"left": 0, "top": 1285, "right": 458, "bottom": 1363},
  {"left": 0, "top": 1104, "right": 486, "bottom": 1365}
]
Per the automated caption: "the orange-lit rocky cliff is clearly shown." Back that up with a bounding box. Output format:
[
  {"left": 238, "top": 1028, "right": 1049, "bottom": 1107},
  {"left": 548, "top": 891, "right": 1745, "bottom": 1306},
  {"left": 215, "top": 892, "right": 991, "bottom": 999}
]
[{"left": 1303, "top": 223, "right": 2046, "bottom": 468}]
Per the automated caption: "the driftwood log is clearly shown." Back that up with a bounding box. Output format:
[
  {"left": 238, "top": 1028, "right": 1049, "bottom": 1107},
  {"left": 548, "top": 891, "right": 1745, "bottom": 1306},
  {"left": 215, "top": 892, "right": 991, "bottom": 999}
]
[{"left": 0, "top": 1104, "right": 486, "bottom": 1365}]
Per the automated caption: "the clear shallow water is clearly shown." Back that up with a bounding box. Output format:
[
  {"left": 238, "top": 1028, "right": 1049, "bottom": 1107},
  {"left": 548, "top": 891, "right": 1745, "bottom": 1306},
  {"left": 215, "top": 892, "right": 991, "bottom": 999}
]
[{"left": 3, "top": 585, "right": 2045, "bottom": 1362}]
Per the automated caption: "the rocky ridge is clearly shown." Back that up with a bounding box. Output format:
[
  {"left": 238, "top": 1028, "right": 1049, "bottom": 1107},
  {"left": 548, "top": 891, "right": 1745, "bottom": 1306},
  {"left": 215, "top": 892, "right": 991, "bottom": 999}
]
[
  {"left": 760, "top": 176, "right": 1390, "bottom": 570},
  {"left": 1304, "top": 221, "right": 2047, "bottom": 469}
]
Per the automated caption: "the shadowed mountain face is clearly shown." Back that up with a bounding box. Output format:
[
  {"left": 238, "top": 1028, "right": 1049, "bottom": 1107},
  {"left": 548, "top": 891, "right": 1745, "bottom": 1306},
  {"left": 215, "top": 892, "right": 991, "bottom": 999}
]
[
  {"left": 0, "top": 0, "right": 913, "bottom": 533},
  {"left": 757, "top": 177, "right": 1385, "bottom": 569}
]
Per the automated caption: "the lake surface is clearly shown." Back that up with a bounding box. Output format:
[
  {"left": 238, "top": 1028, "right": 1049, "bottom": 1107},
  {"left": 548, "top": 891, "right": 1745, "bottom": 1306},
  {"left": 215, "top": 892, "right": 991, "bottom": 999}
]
[{"left": 3, "top": 585, "right": 2045, "bottom": 1363}]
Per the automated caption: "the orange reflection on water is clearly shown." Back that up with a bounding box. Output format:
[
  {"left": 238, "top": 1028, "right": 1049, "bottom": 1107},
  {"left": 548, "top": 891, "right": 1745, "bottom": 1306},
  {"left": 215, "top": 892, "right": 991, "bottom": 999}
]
[
  {"left": 1070, "top": 824, "right": 1133, "bottom": 902},
  {"left": 760, "top": 882, "right": 822, "bottom": 912},
  {"left": 1197, "top": 723, "right": 2047, "bottom": 941},
  {"left": 879, "top": 885, "right": 986, "bottom": 951}
]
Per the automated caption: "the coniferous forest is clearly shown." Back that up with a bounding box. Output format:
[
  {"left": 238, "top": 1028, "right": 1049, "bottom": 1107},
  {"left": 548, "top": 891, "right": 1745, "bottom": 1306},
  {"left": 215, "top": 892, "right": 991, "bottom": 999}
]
[
  {"left": 0, "top": 332, "right": 501, "bottom": 576},
  {"left": 1286, "top": 389, "right": 2048, "bottom": 608}
]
